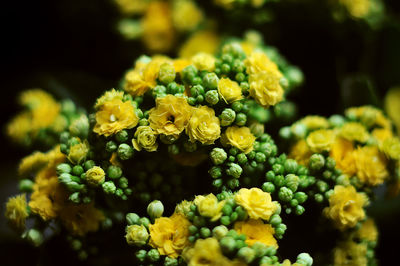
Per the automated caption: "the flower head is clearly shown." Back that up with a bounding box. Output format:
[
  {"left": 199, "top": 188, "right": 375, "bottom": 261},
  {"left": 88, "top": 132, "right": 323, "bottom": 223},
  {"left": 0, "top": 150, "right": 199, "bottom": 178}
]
[
  {"left": 306, "top": 129, "right": 335, "bottom": 153},
  {"left": 339, "top": 122, "right": 369, "bottom": 143},
  {"left": 235, "top": 188, "right": 277, "bottom": 221},
  {"left": 126, "top": 224, "right": 149, "bottom": 246},
  {"left": 179, "top": 30, "right": 220, "bottom": 58},
  {"left": 95, "top": 89, "right": 124, "bottom": 109},
  {"left": 330, "top": 137, "right": 357, "bottom": 176},
  {"left": 86, "top": 166, "right": 106, "bottom": 186},
  {"left": 186, "top": 106, "right": 220, "bottom": 145},
  {"left": 183, "top": 237, "right": 233, "bottom": 266},
  {"left": 354, "top": 146, "right": 388, "bottom": 186},
  {"left": 248, "top": 71, "right": 284, "bottom": 108},
  {"left": 221, "top": 126, "right": 256, "bottom": 154},
  {"left": 234, "top": 219, "right": 278, "bottom": 248},
  {"left": 288, "top": 139, "right": 312, "bottom": 166},
  {"left": 382, "top": 137, "right": 400, "bottom": 160},
  {"left": 333, "top": 240, "right": 367, "bottom": 266},
  {"left": 191, "top": 53, "right": 216, "bottom": 72},
  {"left": 217, "top": 78, "right": 243, "bottom": 103},
  {"left": 5, "top": 194, "right": 28, "bottom": 231},
  {"left": 355, "top": 218, "right": 378, "bottom": 242},
  {"left": 68, "top": 140, "right": 90, "bottom": 164},
  {"left": 194, "top": 194, "right": 225, "bottom": 222},
  {"left": 132, "top": 126, "right": 158, "bottom": 152}
]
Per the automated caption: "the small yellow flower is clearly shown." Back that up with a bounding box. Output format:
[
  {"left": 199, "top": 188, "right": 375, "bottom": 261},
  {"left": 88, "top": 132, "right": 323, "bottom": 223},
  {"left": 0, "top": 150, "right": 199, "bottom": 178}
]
[
  {"left": 288, "top": 139, "right": 313, "bottom": 166},
  {"left": 148, "top": 95, "right": 193, "bottom": 137},
  {"left": 19, "top": 146, "right": 65, "bottom": 177},
  {"left": 113, "top": 0, "right": 148, "bottom": 15},
  {"left": 217, "top": 78, "right": 243, "bottom": 103},
  {"left": 235, "top": 188, "right": 277, "bottom": 221},
  {"left": 339, "top": 122, "right": 369, "bottom": 143},
  {"left": 68, "top": 140, "right": 89, "bottom": 164},
  {"left": 186, "top": 106, "right": 220, "bottom": 145},
  {"left": 339, "top": 0, "right": 371, "bottom": 18},
  {"left": 178, "top": 30, "right": 220, "bottom": 58},
  {"left": 93, "top": 99, "right": 139, "bottom": 137},
  {"left": 173, "top": 59, "right": 192, "bottom": 73},
  {"left": 330, "top": 137, "right": 357, "bottom": 177},
  {"left": 132, "top": 126, "right": 158, "bottom": 152},
  {"left": 149, "top": 212, "right": 191, "bottom": 258},
  {"left": 183, "top": 237, "right": 233, "bottom": 266},
  {"left": 221, "top": 126, "right": 256, "bottom": 154},
  {"left": 306, "top": 129, "right": 335, "bottom": 153},
  {"left": 86, "top": 166, "right": 106, "bottom": 186},
  {"left": 354, "top": 146, "right": 388, "bottom": 186},
  {"left": 372, "top": 127, "right": 393, "bottom": 147},
  {"left": 385, "top": 87, "right": 400, "bottom": 133},
  {"left": 298, "top": 116, "right": 330, "bottom": 130},
  {"left": 248, "top": 71, "right": 284, "bottom": 108},
  {"left": 95, "top": 89, "right": 124, "bottom": 109},
  {"left": 5, "top": 194, "right": 28, "bottom": 231},
  {"left": 345, "top": 106, "right": 391, "bottom": 129},
  {"left": 324, "top": 185, "right": 368, "bottom": 230},
  {"left": 126, "top": 224, "right": 149, "bottom": 246},
  {"left": 234, "top": 219, "right": 278, "bottom": 248},
  {"left": 333, "top": 240, "right": 367, "bottom": 266},
  {"left": 355, "top": 218, "right": 378, "bottom": 242},
  {"left": 382, "top": 137, "right": 400, "bottom": 160},
  {"left": 6, "top": 112, "right": 31, "bottom": 144},
  {"left": 244, "top": 52, "right": 280, "bottom": 75},
  {"left": 172, "top": 0, "right": 203, "bottom": 32},
  {"left": 175, "top": 200, "right": 192, "bottom": 216},
  {"left": 194, "top": 194, "right": 225, "bottom": 222},
  {"left": 191, "top": 53, "right": 216, "bottom": 72}
]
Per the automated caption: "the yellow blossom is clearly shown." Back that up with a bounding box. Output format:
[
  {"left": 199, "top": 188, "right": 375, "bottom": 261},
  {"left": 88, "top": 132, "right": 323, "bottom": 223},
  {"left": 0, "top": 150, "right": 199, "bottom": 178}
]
[
  {"left": 125, "top": 224, "right": 149, "bottom": 246},
  {"left": 333, "top": 240, "right": 367, "bottom": 266},
  {"left": 339, "top": 122, "right": 369, "bottom": 143},
  {"left": 324, "top": 185, "right": 368, "bottom": 230},
  {"left": 172, "top": 0, "right": 203, "bottom": 32},
  {"left": 194, "top": 194, "right": 225, "bottom": 222},
  {"left": 86, "top": 166, "right": 106, "bottom": 186},
  {"left": 141, "top": 1, "right": 175, "bottom": 52},
  {"left": 173, "top": 59, "right": 192, "bottom": 73},
  {"left": 93, "top": 99, "right": 139, "bottom": 137},
  {"left": 235, "top": 188, "right": 277, "bottom": 221},
  {"left": 306, "top": 129, "right": 335, "bottom": 153},
  {"left": 330, "top": 137, "right": 357, "bottom": 176},
  {"left": 179, "top": 30, "right": 220, "bottom": 58},
  {"left": 354, "top": 146, "right": 388, "bottom": 186},
  {"left": 19, "top": 146, "right": 65, "bottom": 177},
  {"left": 248, "top": 71, "right": 284, "bottom": 108},
  {"left": 68, "top": 140, "right": 89, "bottom": 164},
  {"left": 245, "top": 52, "right": 280, "bottom": 75},
  {"left": 113, "top": 0, "right": 148, "bottom": 15},
  {"left": 299, "top": 116, "right": 330, "bottom": 130},
  {"left": 5, "top": 194, "right": 28, "bottom": 231},
  {"left": 339, "top": 0, "right": 371, "bottom": 18},
  {"left": 186, "top": 106, "right": 220, "bottom": 145},
  {"left": 217, "top": 78, "right": 243, "bottom": 103},
  {"left": 382, "top": 137, "right": 400, "bottom": 160},
  {"left": 149, "top": 212, "right": 191, "bottom": 258},
  {"left": 191, "top": 53, "right": 216, "bottom": 72},
  {"left": 132, "top": 126, "right": 158, "bottom": 152},
  {"left": 355, "top": 218, "right": 378, "bottom": 242},
  {"left": 234, "top": 219, "right": 278, "bottom": 248},
  {"left": 95, "top": 89, "right": 124, "bottom": 109},
  {"left": 148, "top": 95, "right": 193, "bottom": 137},
  {"left": 175, "top": 200, "right": 192, "bottom": 216},
  {"left": 384, "top": 87, "right": 400, "bottom": 133},
  {"left": 289, "top": 139, "right": 313, "bottom": 166},
  {"left": 221, "top": 126, "right": 255, "bottom": 154},
  {"left": 345, "top": 106, "right": 391, "bottom": 129},
  {"left": 372, "top": 127, "right": 393, "bottom": 147},
  {"left": 6, "top": 112, "right": 31, "bottom": 144}
]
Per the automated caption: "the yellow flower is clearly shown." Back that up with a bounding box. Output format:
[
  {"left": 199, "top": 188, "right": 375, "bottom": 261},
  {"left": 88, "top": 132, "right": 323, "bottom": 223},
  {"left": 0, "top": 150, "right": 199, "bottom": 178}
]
[
  {"left": 339, "top": 0, "right": 371, "bottom": 18},
  {"left": 6, "top": 112, "right": 31, "bottom": 144},
  {"left": 339, "top": 122, "right": 369, "bottom": 143},
  {"left": 288, "top": 139, "right": 313, "bottom": 166},
  {"left": 306, "top": 129, "right": 335, "bottom": 153},
  {"left": 19, "top": 146, "right": 65, "bottom": 177},
  {"left": 141, "top": 1, "right": 175, "bottom": 52},
  {"left": 149, "top": 212, "right": 191, "bottom": 258},
  {"left": 345, "top": 106, "right": 391, "bottom": 129},
  {"left": 324, "top": 185, "right": 368, "bottom": 230},
  {"left": 125, "top": 224, "right": 149, "bottom": 246},
  {"left": 248, "top": 71, "right": 284, "bottom": 108},
  {"left": 113, "top": 0, "right": 148, "bottom": 15},
  {"left": 384, "top": 87, "right": 400, "bottom": 133},
  {"left": 86, "top": 166, "right": 106, "bottom": 186},
  {"left": 132, "top": 126, "right": 158, "bottom": 152},
  {"left": 333, "top": 240, "right": 367, "bottom": 266},
  {"left": 148, "top": 95, "right": 193, "bottom": 137},
  {"left": 234, "top": 219, "right": 278, "bottom": 248},
  {"left": 58, "top": 202, "right": 105, "bottom": 236},
  {"left": 191, "top": 53, "right": 216, "bottom": 72},
  {"left": 93, "top": 99, "right": 139, "bottom": 137},
  {"left": 173, "top": 59, "right": 192, "bottom": 73},
  {"left": 68, "top": 140, "right": 90, "bottom": 164},
  {"left": 95, "top": 89, "right": 124, "bottom": 109},
  {"left": 221, "top": 126, "right": 256, "bottom": 154},
  {"left": 183, "top": 237, "right": 234, "bottom": 266},
  {"left": 355, "top": 218, "right": 378, "bottom": 242},
  {"left": 382, "top": 137, "right": 400, "bottom": 160},
  {"left": 330, "top": 137, "right": 357, "bottom": 177},
  {"left": 372, "top": 127, "right": 393, "bottom": 147},
  {"left": 217, "top": 78, "right": 243, "bottom": 103},
  {"left": 175, "top": 200, "right": 193, "bottom": 216},
  {"left": 172, "top": 0, "right": 203, "bottom": 32},
  {"left": 354, "top": 146, "right": 388, "bottom": 186},
  {"left": 298, "top": 116, "right": 330, "bottom": 130},
  {"left": 5, "top": 194, "right": 28, "bottom": 231},
  {"left": 234, "top": 188, "right": 277, "bottom": 221},
  {"left": 244, "top": 52, "right": 280, "bottom": 75},
  {"left": 194, "top": 194, "right": 225, "bottom": 222},
  {"left": 186, "top": 106, "right": 220, "bottom": 145},
  {"left": 179, "top": 30, "right": 220, "bottom": 58}
]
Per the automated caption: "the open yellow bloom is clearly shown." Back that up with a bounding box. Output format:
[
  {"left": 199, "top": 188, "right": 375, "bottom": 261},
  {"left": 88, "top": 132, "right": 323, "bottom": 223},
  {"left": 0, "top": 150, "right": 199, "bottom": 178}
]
[
  {"left": 330, "top": 138, "right": 357, "bottom": 177},
  {"left": 93, "top": 99, "right": 139, "bottom": 137},
  {"left": 191, "top": 53, "right": 216, "bottom": 72},
  {"left": 354, "top": 146, "right": 388, "bottom": 186},
  {"left": 6, "top": 112, "right": 31, "bottom": 144},
  {"left": 289, "top": 139, "right": 312, "bottom": 166},
  {"left": 382, "top": 137, "right": 400, "bottom": 160},
  {"left": 245, "top": 52, "right": 280, "bottom": 75},
  {"left": 324, "top": 185, "right": 368, "bottom": 230},
  {"left": 306, "top": 129, "right": 335, "bottom": 153},
  {"left": 234, "top": 219, "right": 278, "bottom": 248},
  {"left": 248, "top": 71, "right": 284, "bottom": 108},
  {"left": 179, "top": 30, "right": 220, "bottom": 58},
  {"left": 172, "top": 0, "right": 203, "bottom": 32},
  {"left": 132, "top": 126, "right": 158, "bottom": 152},
  {"left": 5, "top": 194, "right": 28, "bottom": 231},
  {"left": 217, "top": 78, "right": 243, "bottom": 103},
  {"left": 298, "top": 116, "right": 330, "bottom": 130},
  {"left": 333, "top": 240, "right": 367, "bottom": 266},
  {"left": 235, "top": 188, "right": 277, "bottom": 221},
  {"left": 19, "top": 145, "right": 65, "bottom": 177},
  {"left": 221, "top": 126, "right": 256, "bottom": 154},
  {"left": 345, "top": 106, "right": 391, "bottom": 129},
  {"left": 339, "top": 122, "right": 369, "bottom": 143},
  {"left": 372, "top": 127, "right": 393, "bottom": 148},
  {"left": 149, "top": 212, "right": 191, "bottom": 258},
  {"left": 149, "top": 95, "right": 193, "bottom": 137},
  {"left": 355, "top": 218, "right": 378, "bottom": 242},
  {"left": 194, "top": 194, "right": 225, "bottom": 222},
  {"left": 186, "top": 106, "right": 220, "bottom": 145},
  {"left": 95, "top": 89, "right": 124, "bottom": 109}
]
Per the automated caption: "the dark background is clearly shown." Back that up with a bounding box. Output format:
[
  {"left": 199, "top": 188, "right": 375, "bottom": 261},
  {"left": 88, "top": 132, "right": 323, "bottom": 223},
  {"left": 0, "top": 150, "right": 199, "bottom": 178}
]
[{"left": 1, "top": 0, "right": 400, "bottom": 265}]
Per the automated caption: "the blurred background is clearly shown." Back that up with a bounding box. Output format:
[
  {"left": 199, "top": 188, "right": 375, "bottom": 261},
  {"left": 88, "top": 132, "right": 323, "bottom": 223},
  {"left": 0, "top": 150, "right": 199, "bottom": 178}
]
[{"left": 1, "top": 0, "right": 400, "bottom": 265}]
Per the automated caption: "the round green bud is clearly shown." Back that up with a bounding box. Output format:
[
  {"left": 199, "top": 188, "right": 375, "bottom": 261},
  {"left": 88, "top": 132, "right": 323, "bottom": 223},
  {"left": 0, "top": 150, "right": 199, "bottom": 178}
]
[
  {"left": 147, "top": 248, "right": 160, "bottom": 262},
  {"left": 60, "top": 132, "right": 70, "bottom": 144},
  {"left": 259, "top": 256, "right": 272, "bottom": 264},
  {"left": 115, "top": 130, "right": 129, "bottom": 143},
  {"left": 118, "top": 143, "right": 134, "bottom": 160},
  {"left": 147, "top": 200, "right": 164, "bottom": 219},
  {"left": 70, "top": 239, "right": 82, "bottom": 250},
  {"left": 118, "top": 177, "right": 129, "bottom": 188},
  {"left": 135, "top": 249, "right": 147, "bottom": 263},
  {"left": 297, "top": 253, "right": 313, "bottom": 266},
  {"left": 235, "top": 72, "right": 245, "bottom": 82},
  {"left": 126, "top": 224, "right": 149, "bottom": 246},
  {"left": 279, "top": 126, "right": 292, "bottom": 139},
  {"left": 152, "top": 85, "right": 167, "bottom": 97},
  {"left": 210, "top": 148, "right": 227, "bottom": 165},
  {"left": 326, "top": 157, "right": 336, "bottom": 170},
  {"left": 292, "top": 123, "right": 307, "bottom": 138},
  {"left": 235, "top": 113, "right": 247, "bottom": 126},
  {"left": 235, "top": 206, "right": 248, "bottom": 220},
  {"left": 294, "top": 192, "right": 308, "bottom": 204},
  {"left": 274, "top": 175, "right": 285, "bottom": 187},
  {"left": 220, "top": 236, "right": 236, "bottom": 254},
  {"left": 69, "top": 115, "right": 89, "bottom": 139},
  {"left": 265, "top": 170, "right": 275, "bottom": 181},
  {"left": 84, "top": 160, "right": 95, "bottom": 171},
  {"left": 231, "top": 101, "right": 243, "bottom": 112},
  {"left": 193, "top": 216, "right": 206, "bottom": 228},
  {"left": 314, "top": 193, "right": 324, "bottom": 203},
  {"left": 126, "top": 213, "right": 140, "bottom": 225},
  {"left": 212, "top": 178, "right": 223, "bottom": 188},
  {"left": 238, "top": 247, "right": 255, "bottom": 264},
  {"left": 265, "top": 246, "right": 277, "bottom": 256},
  {"left": 205, "top": 90, "right": 219, "bottom": 105},
  {"left": 309, "top": 154, "right": 325, "bottom": 171},
  {"left": 200, "top": 227, "right": 211, "bottom": 238},
  {"left": 189, "top": 225, "right": 198, "bottom": 235},
  {"left": 220, "top": 215, "right": 231, "bottom": 226},
  {"left": 222, "top": 204, "right": 233, "bottom": 216},
  {"left": 203, "top": 73, "right": 219, "bottom": 89},
  {"left": 316, "top": 180, "right": 329, "bottom": 193},
  {"left": 226, "top": 163, "right": 242, "bottom": 178},
  {"left": 262, "top": 182, "right": 275, "bottom": 193},
  {"left": 255, "top": 152, "right": 266, "bottom": 163},
  {"left": 24, "top": 229, "right": 43, "bottom": 247},
  {"left": 236, "top": 153, "right": 248, "bottom": 165},
  {"left": 220, "top": 108, "right": 236, "bottom": 126},
  {"left": 69, "top": 192, "right": 81, "bottom": 204},
  {"left": 209, "top": 166, "right": 222, "bottom": 179},
  {"left": 212, "top": 225, "right": 228, "bottom": 240},
  {"left": 290, "top": 199, "right": 299, "bottom": 207},
  {"left": 72, "top": 165, "right": 84, "bottom": 176},
  {"left": 107, "top": 165, "right": 122, "bottom": 179},
  {"left": 66, "top": 181, "right": 84, "bottom": 192},
  {"left": 329, "top": 115, "right": 345, "bottom": 127},
  {"left": 285, "top": 174, "right": 300, "bottom": 192},
  {"left": 252, "top": 242, "right": 268, "bottom": 257},
  {"left": 59, "top": 173, "right": 72, "bottom": 184},
  {"left": 190, "top": 85, "right": 204, "bottom": 98},
  {"left": 221, "top": 63, "right": 231, "bottom": 74},
  {"left": 230, "top": 211, "right": 238, "bottom": 222},
  {"left": 272, "top": 164, "right": 284, "bottom": 175},
  {"left": 164, "top": 257, "right": 178, "bottom": 266},
  {"left": 159, "top": 63, "right": 176, "bottom": 84},
  {"left": 102, "top": 181, "right": 116, "bottom": 194},
  {"left": 19, "top": 179, "right": 34, "bottom": 192},
  {"left": 57, "top": 163, "right": 72, "bottom": 174},
  {"left": 106, "top": 141, "right": 117, "bottom": 152},
  {"left": 139, "top": 217, "right": 150, "bottom": 228},
  {"left": 284, "top": 159, "right": 298, "bottom": 174},
  {"left": 270, "top": 214, "right": 282, "bottom": 227},
  {"left": 278, "top": 187, "right": 293, "bottom": 202},
  {"left": 240, "top": 82, "right": 249, "bottom": 91}
]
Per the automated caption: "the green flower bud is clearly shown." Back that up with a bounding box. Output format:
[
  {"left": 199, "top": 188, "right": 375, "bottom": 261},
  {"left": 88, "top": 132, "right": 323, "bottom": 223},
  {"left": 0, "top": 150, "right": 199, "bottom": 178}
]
[
  {"left": 159, "top": 63, "right": 176, "bottom": 84},
  {"left": 115, "top": 130, "right": 129, "bottom": 143},
  {"left": 200, "top": 227, "right": 211, "bottom": 238},
  {"left": 139, "top": 217, "right": 150, "bottom": 228},
  {"left": 24, "top": 229, "right": 44, "bottom": 247},
  {"left": 220, "top": 236, "right": 236, "bottom": 254},
  {"left": 118, "top": 143, "right": 134, "bottom": 160},
  {"left": 209, "top": 166, "right": 222, "bottom": 179},
  {"left": 212, "top": 225, "right": 228, "bottom": 240},
  {"left": 235, "top": 113, "right": 247, "bottom": 126},
  {"left": 226, "top": 163, "right": 242, "bottom": 178},
  {"left": 279, "top": 126, "right": 292, "bottom": 140},
  {"left": 265, "top": 246, "right": 277, "bottom": 256},
  {"left": 84, "top": 160, "right": 95, "bottom": 171},
  {"left": 309, "top": 154, "right": 325, "bottom": 171},
  {"left": 236, "top": 153, "right": 248, "bottom": 165},
  {"left": 69, "top": 192, "right": 81, "bottom": 203},
  {"left": 60, "top": 131, "right": 70, "bottom": 144},
  {"left": 316, "top": 180, "right": 329, "bottom": 193},
  {"left": 203, "top": 73, "right": 219, "bottom": 89},
  {"left": 221, "top": 63, "right": 231, "bottom": 74},
  {"left": 278, "top": 187, "right": 293, "bottom": 202},
  {"left": 126, "top": 213, "right": 140, "bottom": 225},
  {"left": 106, "top": 141, "right": 117, "bottom": 152},
  {"left": 314, "top": 193, "right": 324, "bottom": 203},
  {"left": 59, "top": 173, "right": 72, "bottom": 184},
  {"left": 102, "top": 181, "right": 116, "bottom": 194},
  {"left": 285, "top": 174, "right": 300, "bottom": 192},
  {"left": 259, "top": 256, "right": 272, "bottom": 265},
  {"left": 107, "top": 165, "right": 122, "bottom": 179},
  {"left": 69, "top": 115, "right": 89, "bottom": 139},
  {"left": 297, "top": 253, "right": 313, "bottom": 266},
  {"left": 325, "top": 189, "right": 334, "bottom": 200},
  {"left": 57, "top": 163, "right": 72, "bottom": 174},
  {"left": 135, "top": 249, "right": 147, "bottom": 263},
  {"left": 262, "top": 182, "right": 275, "bottom": 193},
  {"left": 125, "top": 224, "right": 149, "bottom": 246},
  {"left": 210, "top": 148, "right": 227, "bottom": 165},
  {"left": 119, "top": 177, "right": 129, "bottom": 188},
  {"left": 189, "top": 225, "right": 198, "bottom": 235},
  {"left": 294, "top": 192, "right": 308, "bottom": 204},
  {"left": 266, "top": 170, "right": 275, "bottom": 181},
  {"left": 147, "top": 200, "right": 164, "bottom": 219},
  {"left": 147, "top": 249, "right": 160, "bottom": 262},
  {"left": 66, "top": 181, "right": 84, "bottom": 192},
  {"left": 222, "top": 204, "right": 233, "bottom": 216},
  {"left": 255, "top": 152, "right": 266, "bottom": 163},
  {"left": 272, "top": 164, "right": 284, "bottom": 175},
  {"left": 270, "top": 214, "right": 282, "bottom": 226},
  {"left": 220, "top": 215, "right": 231, "bottom": 226},
  {"left": 86, "top": 166, "right": 105, "bottom": 186},
  {"left": 219, "top": 108, "right": 236, "bottom": 126},
  {"left": 329, "top": 115, "right": 345, "bottom": 127},
  {"left": 238, "top": 247, "right": 255, "bottom": 264},
  {"left": 205, "top": 90, "right": 219, "bottom": 105},
  {"left": 19, "top": 179, "right": 34, "bottom": 192},
  {"left": 213, "top": 179, "right": 223, "bottom": 188},
  {"left": 70, "top": 239, "right": 82, "bottom": 250},
  {"left": 284, "top": 159, "right": 298, "bottom": 174},
  {"left": 164, "top": 257, "right": 178, "bottom": 266},
  {"left": 274, "top": 175, "right": 285, "bottom": 187},
  {"left": 61, "top": 99, "right": 76, "bottom": 114},
  {"left": 152, "top": 85, "right": 167, "bottom": 97},
  {"left": 326, "top": 157, "right": 336, "bottom": 170},
  {"left": 252, "top": 242, "right": 268, "bottom": 257},
  {"left": 72, "top": 165, "right": 84, "bottom": 176}
]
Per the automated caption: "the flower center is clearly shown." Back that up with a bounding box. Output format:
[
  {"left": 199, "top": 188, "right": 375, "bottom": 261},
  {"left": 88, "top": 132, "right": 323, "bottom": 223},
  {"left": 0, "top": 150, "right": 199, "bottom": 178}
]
[{"left": 110, "top": 114, "right": 117, "bottom": 122}]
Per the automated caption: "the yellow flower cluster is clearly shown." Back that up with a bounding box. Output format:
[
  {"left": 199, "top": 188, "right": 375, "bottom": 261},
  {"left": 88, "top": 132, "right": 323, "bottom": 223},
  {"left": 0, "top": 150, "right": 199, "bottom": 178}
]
[{"left": 234, "top": 188, "right": 278, "bottom": 220}]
